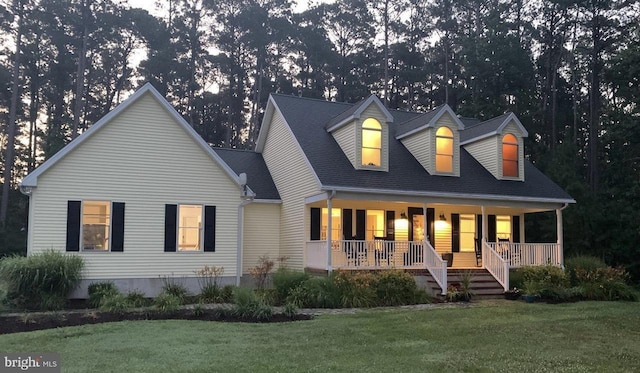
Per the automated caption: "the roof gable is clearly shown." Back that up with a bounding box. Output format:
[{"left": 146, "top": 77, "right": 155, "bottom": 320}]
[
  {"left": 325, "top": 95, "right": 394, "bottom": 132},
  {"left": 395, "top": 104, "right": 465, "bottom": 139},
  {"left": 21, "top": 83, "right": 245, "bottom": 191},
  {"left": 461, "top": 112, "right": 529, "bottom": 144}
]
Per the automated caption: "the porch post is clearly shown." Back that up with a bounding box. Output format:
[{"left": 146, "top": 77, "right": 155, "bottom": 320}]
[
  {"left": 422, "top": 203, "right": 428, "bottom": 244},
  {"left": 326, "top": 195, "right": 333, "bottom": 271},
  {"left": 481, "top": 205, "right": 487, "bottom": 242},
  {"left": 556, "top": 207, "right": 564, "bottom": 267}
]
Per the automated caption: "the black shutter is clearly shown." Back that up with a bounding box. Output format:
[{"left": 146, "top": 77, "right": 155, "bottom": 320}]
[
  {"left": 164, "top": 204, "right": 177, "bottom": 252},
  {"left": 342, "top": 209, "right": 352, "bottom": 240},
  {"left": 512, "top": 215, "right": 521, "bottom": 243},
  {"left": 386, "top": 211, "right": 395, "bottom": 240},
  {"left": 451, "top": 213, "right": 460, "bottom": 253},
  {"left": 488, "top": 215, "right": 497, "bottom": 242},
  {"left": 66, "top": 201, "right": 81, "bottom": 252},
  {"left": 203, "top": 206, "right": 216, "bottom": 252},
  {"left": 427, "top": 208, "right": 435, "bottom": 247},
  {"left": 310, "top": 207, "right": 321, "bottom": 240},
  {"left": 355, "top": 209, "right": 366, "bottom": 240},
  {"left": 111, "top": 202, "right": 125, "bottom": 252},
  {"left": 476, "top": 214, "right": 483, "bottom": 240}
]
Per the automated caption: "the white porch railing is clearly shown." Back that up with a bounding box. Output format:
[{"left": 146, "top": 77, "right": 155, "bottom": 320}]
[
  {"left": 487, "top": 242, "right": 561, "bottom": 268},
  {"left": 482, "top": 240, "right": 509, "bottom": 291},
  {"left": 423, "top": 240, "right": 447, "bottom": 295},
  {"left": 305, "top": 240, "right": 447, "bottom": 294}
]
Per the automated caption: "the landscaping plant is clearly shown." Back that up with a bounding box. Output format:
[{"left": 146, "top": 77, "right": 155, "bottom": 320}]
[
  {"left": 248, "top": 255, "right": 276, "bottom": 290},
  {"left": 0, "top": 250, "right": 84, "bottom": 310},
  {"left": 160, "top": 277, "right": 190, "bottom": 304},
  {"left": 88, "top": 281, "right": 120, "bottom": 308},
  {"left": 272, "top": 268, "right": 310, "bottom": 302},
  {"left": 100, "top": 293, "right": 131, "bottom": 314},
  {"left": 154, "top": 293, "right": 182, "bottom": 314},
  {"left": 125, "top": 290, "right": 151, "bottom": 308},
  {"left": 232, "top": 287, "right": 273, "bottom": 320}
]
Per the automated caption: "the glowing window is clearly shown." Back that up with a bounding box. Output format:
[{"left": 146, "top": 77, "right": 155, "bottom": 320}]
[
  {"left": 502, "top": 134, "right": 519, "bottom": 177},
  {"left": 362, "top": 118, "right": 382, "bottom": 166},
  {"left": 178, "top": 205, "right": 202, "bottom": 251},
  {"left": 460, "top": 214, "right": 476, "bottom": 252},
  {"left": 496, "top": 215, "right": 511, "bottom": 240},
  {"left": 321, "top": 208, "right": 342, "bottom": 241},
  {"left": 82, "top": 201, "right": 110, "bottom": 251},
  {"left": 366, "top": 210, "right": 385, "bottom": 240},
  {"left": 435, "top": 126, "right": 454, "bottom": 172}
]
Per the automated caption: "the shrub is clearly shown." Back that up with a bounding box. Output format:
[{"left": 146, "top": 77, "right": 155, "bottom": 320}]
[
  {"left": 287, "top": 277, "right": 341, "bottom": 308},
  {"left": 374, "top": 270, "right": 420, "bottom": 306},
  {"left": 282, "top": 302, "right": 298, "bottom": 318},
  {"left": 273, "top": 268, "right": 310, "bottom": 302},
  {"left": 88, "top": 282, "right": 120, "bottom": 308},
  {"left": 160, "top": 277, "right": 189, "bottom": 304},
  {"left": 100, "top": 293, "right": 131, "bottom": 314},
  {"left": 333, "top": 271, "right": 376, "bottom": 308},
  {"left": 565, "top": 255, "right": 607, "bottom": 285},
  {"left": 154, "top": 293, "right": 181, "bottom": 313},
  {"left": 199, "top": 284, "right": 223, "bottom": 303},
  {"left": 248, "top": 255, "right": 275, "bottom": 290},
  {"left": 515, "top": 265, "right": 569, "bottom": 290},
  {"left": 194, "top": 265, "right": 224, "bottom": 289},
  {"left": 221, "top": 285, "right": 235, "bottom": 303},
  {"left": 125, "top": 290, "right": 150, "bottom": 308},
  {"left": 255, "top": 288, "right": 278, "bottom": 305},
  {"left": 0, "top": 251, "right": 84, "bottom": 310},
  {"left": 232, "top": 287, "right": 273, "bottom": 320},
  {"left": 193, "top": 302, "right": 206, "bottom": 317}
]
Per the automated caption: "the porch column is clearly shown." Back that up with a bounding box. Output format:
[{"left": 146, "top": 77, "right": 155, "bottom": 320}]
[
  {"left": 556, "top": 207, "right": 564, "bottom": 267},
  {"left": 481, "top": 205, "right": 487, "bottom": 242},
  {"left": 422, "top": 203, "right": 428, "bottom": 245},
  {"left": 326, "top": 196, "right": 333, "bottom": 271}
]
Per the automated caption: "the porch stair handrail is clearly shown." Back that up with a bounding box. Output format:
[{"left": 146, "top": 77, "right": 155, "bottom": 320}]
[
  {"left": 423, "top": 240, "right": 447, "bottom": 295},
  {"left": 482, "top": 239, "right": 509, "bottom": 291}
]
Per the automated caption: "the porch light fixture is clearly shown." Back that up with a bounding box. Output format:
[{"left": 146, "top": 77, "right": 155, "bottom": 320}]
[
  {"left": 439, "top": 213, "right": 447, "bottom": 222},
  {"left": 400, "top": 211, "right": 408, "bottom": 220}
]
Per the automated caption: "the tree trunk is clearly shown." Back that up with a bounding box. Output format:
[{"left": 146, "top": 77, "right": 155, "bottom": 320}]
[{"left": 0, "top": 0, "right": 24, "bottom": 227}]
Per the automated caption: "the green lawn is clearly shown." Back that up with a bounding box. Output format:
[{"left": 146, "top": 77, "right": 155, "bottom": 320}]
[{"left": 1, "top": 301, "right": 639, "bottom": 372}]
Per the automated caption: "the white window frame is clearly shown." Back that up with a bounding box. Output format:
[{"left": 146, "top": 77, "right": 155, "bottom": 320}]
[
  {"left": 177, "top": 204, "right": 204, "bottom": 252},
  {"left": 361, "top": 118, "right": 382, "bottom": 168},
  {"left": 435, "top": 126, "right": 454, "bottom": 174},
  {"left": 81, "top": 200, "right": 112, "bottom": 252}
]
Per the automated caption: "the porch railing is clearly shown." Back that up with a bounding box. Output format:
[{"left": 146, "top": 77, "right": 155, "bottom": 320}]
[
  {"left": 305, "top": 240, "right": 447, "bottom": 294},
  {"left": 487, "top": 242, "right": 561, "bottom": 268},
  {"left": 482, "top": 240, "right": 509, "bottom": 291},
  {"left": 423, "top": 240, "right": 447, "bottom": 295}
]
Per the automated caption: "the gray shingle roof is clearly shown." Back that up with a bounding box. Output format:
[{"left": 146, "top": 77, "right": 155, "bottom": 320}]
[
  {"left": 270, "top": 94, "right": 573, "bottom": 202},
  {"left": 213, "top": 148, "right": 280, "bottom": 200},
  {"left": 324, "top": 96, "right": 369, "bottom": 129},
  {"left": 394, "top": 105, "right": 443, "bottom": 137},
  {"left": 460, "top": 113, "right": 510, "bottom": 142}
]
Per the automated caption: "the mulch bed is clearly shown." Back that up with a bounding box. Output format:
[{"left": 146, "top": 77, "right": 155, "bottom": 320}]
[{"left": 0, "top": 309, "right": 313, "bottom": 335}]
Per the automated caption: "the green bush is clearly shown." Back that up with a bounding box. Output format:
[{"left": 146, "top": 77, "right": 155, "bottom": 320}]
[
  {"left": 514, "top": 265, "right": 569, "bottom": 290},
  {"left": 333, "top": 271, "right": 377, "bottom": 308},
  {"left": 287, "top": 277, "right": 341, "bottom": 308},
  {"left": 374, "top": 270, "right": 420, "bottom": 306},
  {"left": 88, "top": 282, "right": 120, "bottom": 308},
  {"left": 100, "top": 293, "right": 131, "bottom": 314},
  {"left": 125, "top": 290, "right": 151, "bottom": 308},
  {"left": 273, "top": 269, "right": 310, "bottom": 301},
  {"left": 282, "top": 302, "right": 298, "bottom": 318},
  {"left": 0, "top": 250, "right": 84, "bottom": 310},
  {"left": 565, "top": 255, "right": 607, "bottom": 286},
  {"left": 221, "top": 285, "right": 235, "bottom": 303},
  {"left": 154, "top": 293, "right": 182, "bottom": 313},
  {"left": 232, "top": 287, "right": 273, "bottom": 320},
  {"left": 199, "top": 284, "right": 223, "bottom": 303},
  {"left": 160, "top": 278, "right": 189, "bottom": 304}
]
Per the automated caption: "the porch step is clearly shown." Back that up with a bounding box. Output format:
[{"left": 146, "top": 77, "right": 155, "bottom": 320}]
[{"left": 426, "top": 269, "right": 505, "bottom": 298}]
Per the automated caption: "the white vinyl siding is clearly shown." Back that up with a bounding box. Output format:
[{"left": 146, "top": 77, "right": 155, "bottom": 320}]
[
  {"left": 28, "top": 92, "right": 240, "bottom": 278},
  {"left": 332, "top": 121, "right": 357, "bottom": 167},
  {"left": 499, "top": 121, "right": 525, "bottom": 181},
  {"left": 401, "top": 129, "right": 434, "bottom": 173},
  {"left": 243, "top": 203, "right": 281, "bottom": 273},
  {"left": 262, "top": 108, "right": 320, "bottom": 270},
  {"left": 355, "top": 104, "right": 389, "bottom": 172},
  {"left": 464, "top": 136, "right": 500, "bottom": 179}
]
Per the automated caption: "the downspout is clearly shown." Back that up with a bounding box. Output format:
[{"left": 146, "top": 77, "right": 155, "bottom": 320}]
[
  {"left": 19, "top": 185, "right": 33, "bottom": 255},
  {"left": 557, "top": 203, "right": 569, "bottom": 268},
  {"left": 326, "top": 190, "right": 336, "bottom": 272},
  {"left": 236, "top": 173, "right": 254, "bottom": 286}
]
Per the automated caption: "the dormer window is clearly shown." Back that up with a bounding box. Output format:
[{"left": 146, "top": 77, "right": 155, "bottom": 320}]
[
  {"left": 435, "top": 126, "right": 454, "bottom": 173},
  {"left": 362, "top": 118, "right": 382, "bottom": 167},
  {"left": 502, "top": 133, "right": 519, "bottom": 177}
]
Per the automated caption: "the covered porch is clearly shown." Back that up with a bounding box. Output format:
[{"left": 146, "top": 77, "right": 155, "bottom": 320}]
[{"left": 303, "top": 192, "right": 567, "bottom": 293}]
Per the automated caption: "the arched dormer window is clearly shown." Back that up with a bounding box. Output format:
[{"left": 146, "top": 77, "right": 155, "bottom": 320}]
[
  {"left": 502, "top": 133, "right": 519, "bottom": 177},
  {"left": 361, "top": 118, "right": 382, "bottom": 166},
  {"left": 435, "top": 126, "right": 454, "bottom": 173}
]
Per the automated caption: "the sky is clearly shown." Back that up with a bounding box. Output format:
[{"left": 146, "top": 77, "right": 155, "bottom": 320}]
[{"left": 126, "top": 0, "right": 333, "bottom": 15}]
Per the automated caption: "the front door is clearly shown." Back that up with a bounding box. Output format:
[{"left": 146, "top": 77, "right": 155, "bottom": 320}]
[{"left": 408, "top": 207, "right": 434, "bottom": 246}]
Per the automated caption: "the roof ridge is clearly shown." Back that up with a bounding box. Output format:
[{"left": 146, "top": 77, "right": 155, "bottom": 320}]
[
  {"left": 396, "top": 105, "right": 444, "bottom": 126},
  {"left": 270, "top": 93, "right": 352, "bottom": 107},
  {"left": 212, "top": 146, "right": 257, "bottom": 154}
]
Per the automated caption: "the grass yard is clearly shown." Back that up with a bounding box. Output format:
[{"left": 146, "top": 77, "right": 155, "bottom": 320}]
[{"left": 1, "top": 301, "right": 639, "bottom": 372}]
